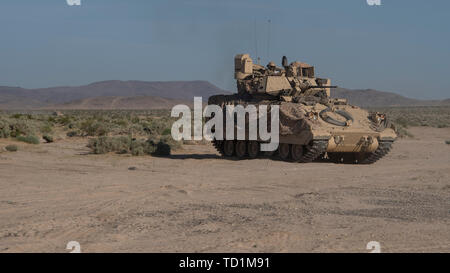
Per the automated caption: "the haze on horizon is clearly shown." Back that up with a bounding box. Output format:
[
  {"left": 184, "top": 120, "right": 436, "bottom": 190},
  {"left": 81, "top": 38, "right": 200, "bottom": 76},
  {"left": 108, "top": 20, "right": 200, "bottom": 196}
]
[{"left": 0, "top": 0, "right": 449, "bottom": 100}]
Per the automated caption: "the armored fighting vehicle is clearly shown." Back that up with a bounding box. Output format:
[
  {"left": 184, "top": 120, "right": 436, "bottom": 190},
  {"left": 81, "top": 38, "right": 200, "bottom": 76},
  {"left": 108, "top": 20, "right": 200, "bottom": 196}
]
[{"left": 208, "top": 54, "right": 396, "bottom": 164}]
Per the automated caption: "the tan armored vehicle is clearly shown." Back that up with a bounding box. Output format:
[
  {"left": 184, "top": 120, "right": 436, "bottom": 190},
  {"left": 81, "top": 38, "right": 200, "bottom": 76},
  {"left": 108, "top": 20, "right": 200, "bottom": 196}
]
[{"left": 208, "top": 54, "right": 397, "bottom": 164}]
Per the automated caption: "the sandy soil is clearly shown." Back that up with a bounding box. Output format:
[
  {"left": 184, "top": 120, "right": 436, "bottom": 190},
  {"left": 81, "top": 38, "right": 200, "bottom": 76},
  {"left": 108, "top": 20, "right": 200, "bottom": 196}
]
[{"left": 0, "top": 127, "right": 449, "bottom": 253}]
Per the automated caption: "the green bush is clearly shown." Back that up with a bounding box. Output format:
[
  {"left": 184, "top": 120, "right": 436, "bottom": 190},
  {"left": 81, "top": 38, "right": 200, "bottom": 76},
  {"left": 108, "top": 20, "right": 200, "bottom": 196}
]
[
  {"left": 1, "top": 111, "right": 182, "bottom": 148},
  {"left": 55, "top": 115, "right": 71, "bottom": 125},
  {"left": 10, "top": 113, "right": 32, "bottom": 119},
  {"left": 5, "top": 145, "right": 18, "bottom": 152},
  {"left": 131, "top": 116, "right": 140, "bottom": 124},
  {"left": 445, "top": 140, "right": 450, "bottom": 145},
  {"left": 16, "top": 135, "right": 40, "bottom": 144},
  {"left": 39, "top": 123, "right": 53, "bottom": 134},
  {"left": 79, "top": 120, "right": 110, "bottom": 136},
  {"left": 87, "top": 135, "right": 177, "bottom": 156},
  {"left": 8, "top": 120, "right": 37, "bottom": 137},
  {"left": 0, "top": 120, "right": 11, "bottom": 138},
  {"left": 43, "top": 135, "right": 54, "bottom": 143},
  {"left": 393, "top": 117, "right": 411, "bottom": 128},
  {"left": 161, "top": 128, "right": 171, "bottom": 135},
  {"left": 130, "top": 141, "right": 145, "bottom": 156},
  {"left": 87, "top": 136, "right": 132, "bottom": 154}
]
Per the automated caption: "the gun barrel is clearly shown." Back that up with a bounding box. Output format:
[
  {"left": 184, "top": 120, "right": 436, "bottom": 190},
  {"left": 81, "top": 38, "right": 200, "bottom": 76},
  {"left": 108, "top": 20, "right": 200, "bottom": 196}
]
[{"left": 308, "top": 86, "right": 338, "bottom": 89}]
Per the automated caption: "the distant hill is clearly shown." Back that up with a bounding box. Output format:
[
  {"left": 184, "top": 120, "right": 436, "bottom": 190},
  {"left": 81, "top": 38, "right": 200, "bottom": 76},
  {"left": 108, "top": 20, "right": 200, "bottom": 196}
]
[
  {"left": 0, "top": 80, "right": 449, "bottom": 109},
  {"left": 331, "top": 88, "right": 448, "bottom": 107},
  {"left": 0, "top": 80, "right": 225, "bottom": 109},
  {"left": 46, "top": 96, "right": 193, "bottom": 110}
]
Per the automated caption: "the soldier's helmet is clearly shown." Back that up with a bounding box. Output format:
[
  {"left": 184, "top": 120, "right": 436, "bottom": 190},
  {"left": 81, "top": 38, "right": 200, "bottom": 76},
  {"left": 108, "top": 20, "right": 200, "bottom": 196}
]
[{"left": 267, "top": 61, "right": 276, "bottom": 70}]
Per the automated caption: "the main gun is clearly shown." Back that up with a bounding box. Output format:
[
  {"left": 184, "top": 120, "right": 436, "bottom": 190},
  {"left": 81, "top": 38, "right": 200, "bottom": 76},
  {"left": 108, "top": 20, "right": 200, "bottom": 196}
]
[{"left": 305, "top": 85, "right": 338, "bottom": 89}]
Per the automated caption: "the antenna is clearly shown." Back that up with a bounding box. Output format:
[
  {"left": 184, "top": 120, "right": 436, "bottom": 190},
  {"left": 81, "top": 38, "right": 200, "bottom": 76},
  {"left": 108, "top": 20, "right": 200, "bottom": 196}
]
[
  {"left": 254, "top": 19, "right": 259, "bottom": 64},
  {"left": 267, "top": 19, "right": 271, "bottom": 63}
]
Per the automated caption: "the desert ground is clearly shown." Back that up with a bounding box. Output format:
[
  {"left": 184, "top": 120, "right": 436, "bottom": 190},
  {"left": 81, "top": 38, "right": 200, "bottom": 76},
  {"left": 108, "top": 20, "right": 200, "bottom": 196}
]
[{"left": 0, "top": 126, "right": 449, "bottom": 253}]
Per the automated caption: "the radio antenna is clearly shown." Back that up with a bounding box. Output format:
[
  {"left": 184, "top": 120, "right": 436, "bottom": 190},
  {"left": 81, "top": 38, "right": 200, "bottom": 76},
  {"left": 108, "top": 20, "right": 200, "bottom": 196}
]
[
  {"left": 267, "top": 19, "right": 271, "bottom": 63},
  {"left": 254, "top": 19, "right": 259, "bottom": 64}
]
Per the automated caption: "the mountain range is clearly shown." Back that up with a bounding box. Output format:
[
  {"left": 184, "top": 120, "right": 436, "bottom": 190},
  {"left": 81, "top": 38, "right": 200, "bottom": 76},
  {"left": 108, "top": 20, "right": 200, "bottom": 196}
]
[
  {"left": 0, "top": 81, "right": 221, "bottom": 110},
  {"left": 331, "top": 88, "right": 448, "bottom": 108},
  {"left": 0, "top": 80, "right": 448, "bottom": 109}
]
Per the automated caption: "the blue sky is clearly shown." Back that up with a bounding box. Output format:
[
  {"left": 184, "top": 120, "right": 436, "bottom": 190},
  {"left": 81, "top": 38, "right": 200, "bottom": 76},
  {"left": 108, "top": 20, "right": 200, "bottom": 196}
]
[{"left": 0, "top": 0, "right": 449, "bottom": 99}]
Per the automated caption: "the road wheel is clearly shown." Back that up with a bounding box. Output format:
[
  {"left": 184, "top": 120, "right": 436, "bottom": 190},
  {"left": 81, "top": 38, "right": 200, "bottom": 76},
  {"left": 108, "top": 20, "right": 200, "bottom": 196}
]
[
  {"left": 291, "top": 144, "right": 304, "bottom": 162},
  {"left": 223, "top": 140, "right": 235, "bottom": 157},
  {"left": 248, "top": 141, "right": 259, "bottom": 158},
  {"left": 235, "top": 141, "right": 247, "bottom": 158},
  {"left": 278, "top": 143, "right": 291, "bottom": 160}
]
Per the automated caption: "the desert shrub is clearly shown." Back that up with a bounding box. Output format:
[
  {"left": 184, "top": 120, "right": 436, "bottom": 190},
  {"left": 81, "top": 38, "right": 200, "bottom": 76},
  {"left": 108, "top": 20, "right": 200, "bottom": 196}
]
[
  {"left": 67, "top": 123, "right": 76, "bottom": 129},
  {"left": 47, "top": 116, "right": 56, "bottom": 123},
  {"left": 79, "top": 120, "right": 110, "bottom": 136},
  {"left": 88, "top": 136, "right": 132, "bottom": 154},
  {"left": 57, "top": 110, "right": 178, "bottom": 138},
  {"left": 43, "top": 135, "right": 54, "bottom": 143},
  {"left": 111, "top": 136, "right": 133, "bottom": 152},
  {"left": 114, "top": 119, "right": 128, "bottom": 127},
  {"left": 393, "top": 117, "right": 411, "bottom": 128},
  {"left": 0, "top": 120, "right": 11, "bottom": 138},
  {"left": 55, "top": 115, "right": 72, "bottom": 125},
  {"left": 126, "top": 123, "right": 145, "bottom": 135},
  {"left": 368, "top": 106, "right": 450, "bottom": 138},
  {"left": 66, "top": 131, "right": 79, "bottom": 137},
  {"left": 39, "top": 123, "right": 53, "bottom": 135},
  {"left": 159, "top": 135, "right": 182, "bottom": 150},
  {"left": 16, "top": 135, "right": 40, "bottom": 144},
  {"left": 8, "top": 120, "right": 37, "bottom": 137},
  {"left": 87, "top": 137, "right": 110, "bottom": 154},
  {"left": 445, "top": 140, "right": 450, "bottom": 145},
  {"left": 371, "top": 106, "right": 450, "bottom": 129},
  {"left": 130, "top": 141, "right": 145, "bottom": 156},
  {"left": 1, "top": 110, "right": 181, "bottom": 146},
  {"left": 131, "top": 116, "right": 140, "bottom": 124},
  {"left": 0, "top": 114, "right": 58, "bottom": 138},
  {"left": 87, "top": 135, "right": 177, "bottom": 156},
  {"left": 10, "top": 113, "right": 29, "bottom": 119},
  {"left": 5, "top": 145, "right": 18, "bottom": 152},
  {"left": 143, "top": 143, "right": 157, "bottom": 155}
]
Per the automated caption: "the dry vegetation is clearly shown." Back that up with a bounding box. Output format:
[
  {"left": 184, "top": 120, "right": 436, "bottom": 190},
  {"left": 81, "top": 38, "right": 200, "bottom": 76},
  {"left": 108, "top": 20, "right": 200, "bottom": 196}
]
[
  {"left": 0, "top": 109, "right": 180, "bottom": 155},
  {"left": 1, "top": 106, "right": 449, "bottom": 154},
  {"left": 370, "top": 106, "right": 450, "bottom": 138}
]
